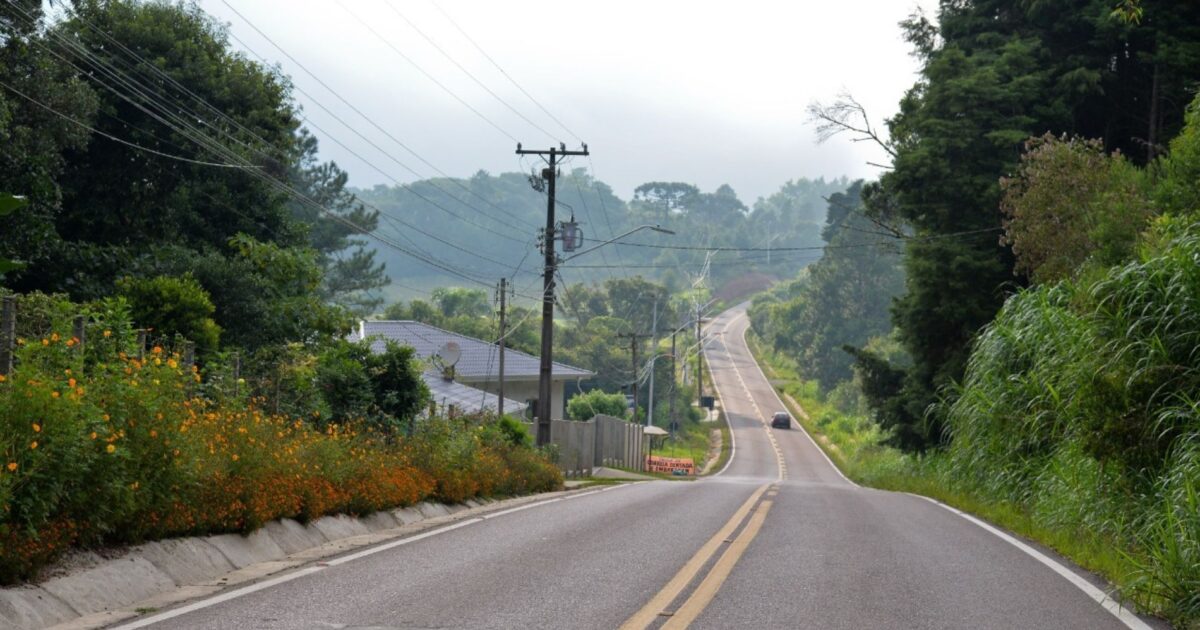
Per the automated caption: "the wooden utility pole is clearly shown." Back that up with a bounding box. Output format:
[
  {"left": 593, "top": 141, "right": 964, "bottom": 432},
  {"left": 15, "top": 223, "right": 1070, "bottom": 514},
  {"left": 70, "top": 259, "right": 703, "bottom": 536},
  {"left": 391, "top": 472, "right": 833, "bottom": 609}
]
[
  {"left": 515, "top": 143, "right": 589, "bottom": 447},
  {"left": 496, "top": 277, "right": 509, "bottom": 418},
  {"left": 617, "top": 331, "right": 649, "bottom": 422}
]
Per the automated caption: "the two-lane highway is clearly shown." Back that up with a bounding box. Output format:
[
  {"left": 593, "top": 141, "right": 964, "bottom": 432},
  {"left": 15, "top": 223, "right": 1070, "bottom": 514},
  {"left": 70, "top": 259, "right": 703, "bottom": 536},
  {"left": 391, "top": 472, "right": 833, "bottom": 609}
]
[{"left": 118, "top": 304, "right": 1158, "bottom": 629}]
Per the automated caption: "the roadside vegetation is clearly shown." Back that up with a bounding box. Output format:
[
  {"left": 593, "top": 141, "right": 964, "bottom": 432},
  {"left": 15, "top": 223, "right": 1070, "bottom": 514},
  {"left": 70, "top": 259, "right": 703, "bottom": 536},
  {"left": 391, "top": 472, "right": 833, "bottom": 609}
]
[
  {"left": 0, "top": 292, "right": 559, "bottom": 584},
  {"left": 750, "top": 93, "right": 1200, "bottom": 626}
]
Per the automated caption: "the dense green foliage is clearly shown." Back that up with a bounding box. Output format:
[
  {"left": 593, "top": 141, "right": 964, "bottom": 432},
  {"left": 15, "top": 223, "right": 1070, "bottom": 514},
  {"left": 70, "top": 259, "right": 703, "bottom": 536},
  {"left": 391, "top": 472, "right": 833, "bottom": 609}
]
[
  {"left": 863, "top": 0, "right": 1200, "bottom": 450},
  {"left": 0, "top": 291, "right": 556, "bottom": 583},
  {"left": 749, "top": 181, "right": 904, "bottom": 393},
  {"left": 944, "top": 218, "right": 1200, "bottom": 624},
  {"left": 567, "top": 389, "right": 628, "bottom": 421}
]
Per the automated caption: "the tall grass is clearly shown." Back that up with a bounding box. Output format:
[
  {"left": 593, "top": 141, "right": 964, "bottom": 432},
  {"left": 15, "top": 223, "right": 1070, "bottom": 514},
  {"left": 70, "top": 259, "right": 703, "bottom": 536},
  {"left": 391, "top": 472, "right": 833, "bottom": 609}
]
[
  {"left": 749, "top": 219, "right": 1200, "bottom": 626},
  {"left": 942, "top": 222, "right": 1200, "bottom": 626}
]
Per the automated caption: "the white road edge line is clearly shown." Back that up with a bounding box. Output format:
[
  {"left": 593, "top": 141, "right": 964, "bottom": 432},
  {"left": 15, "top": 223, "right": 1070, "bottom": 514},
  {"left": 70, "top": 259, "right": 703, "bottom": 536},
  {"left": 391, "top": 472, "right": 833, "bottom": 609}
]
[
  {"left": 909, "top": 494, "right": 1152, "bottom": 630},
  {"left": 733, "top": 312, "right": 857, "bottom": 487},
  {"left": 112, "top": 484, "right": 636, "bottom": 629},
  {"left": 706, "top": 315, "right": 737, "bottom": 478},
  {"left": 726, "top": 304, "right": 1148, "bottom": 628}
]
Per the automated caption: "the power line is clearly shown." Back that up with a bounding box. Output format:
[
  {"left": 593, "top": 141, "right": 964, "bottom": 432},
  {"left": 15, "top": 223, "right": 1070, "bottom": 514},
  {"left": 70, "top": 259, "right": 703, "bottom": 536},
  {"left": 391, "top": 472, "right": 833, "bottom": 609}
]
[
  {"left": 428, "top": 0, "right": 584, "bottom": 145},
  {"left": 609, "top": 227, "right": 1005, "bottom": 253},
  {"left": 0, "top": 78, "right": 247, "bottom": 168},
  {"left": 383, "top": 1, "right": 559, "bottom": 143},
  {"left": 334, "top": 0, "right": 520, "bottom": 143},
  {"left": 9, "top": 6, "right": 513, "bottom": 291},
  {"left": 215, "top": 2, "right": 538, "bottom": 238}
]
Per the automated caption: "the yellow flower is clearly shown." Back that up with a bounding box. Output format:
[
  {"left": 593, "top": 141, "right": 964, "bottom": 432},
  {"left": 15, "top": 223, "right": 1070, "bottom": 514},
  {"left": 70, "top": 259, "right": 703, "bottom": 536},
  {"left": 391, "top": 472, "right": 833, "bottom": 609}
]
[
  {"left": 51, "top": 391, "right": 60, "bottom": 399},
  {"left": 41, "top": 338, "right": 49, "bottom": 346},
  {"left": 103, "top": 329, "right": 112, "bottom": 338},
  {"left": 106, "top": 444, "right": 116, "bottom": 454},
  {"left": 90, "top": 432, "right": 98, "bottom": 440},
  {"left": 231, "top": 454, "right": 239, "bottom": 462},
  {"left": 5, "top": 462, "right": 16, "bottom": 472},
  {"left": 32, "top": 423, "right": 40, "bottom": 433},
  {"left": 0, "top": 374, "right": 6, "bottom": 383},
  {"left": 29, "top": 441, "right": 38, "bottom": 450},
  {"left": 167, "top": 359, "right": 178, "bottom": 369},
  {"left": 154, "top": 358, "right": 162, "bottom": 366},
  {"left": 50, "top": 333, "right": 60, "bottom": 342}
]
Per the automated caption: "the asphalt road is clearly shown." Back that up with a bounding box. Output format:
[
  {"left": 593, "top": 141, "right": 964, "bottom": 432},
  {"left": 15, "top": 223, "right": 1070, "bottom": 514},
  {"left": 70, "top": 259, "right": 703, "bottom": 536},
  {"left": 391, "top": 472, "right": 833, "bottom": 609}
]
[{"left": 120, "top": 304, "right": 1159, "bottom": 630}]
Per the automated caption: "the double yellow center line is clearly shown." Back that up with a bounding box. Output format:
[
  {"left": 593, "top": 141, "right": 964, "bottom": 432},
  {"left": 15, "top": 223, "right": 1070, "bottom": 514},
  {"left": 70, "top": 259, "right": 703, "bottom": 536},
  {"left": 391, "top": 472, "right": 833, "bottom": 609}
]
[{"left": 620, "top": 483, "right": 776, "bottom": 630}]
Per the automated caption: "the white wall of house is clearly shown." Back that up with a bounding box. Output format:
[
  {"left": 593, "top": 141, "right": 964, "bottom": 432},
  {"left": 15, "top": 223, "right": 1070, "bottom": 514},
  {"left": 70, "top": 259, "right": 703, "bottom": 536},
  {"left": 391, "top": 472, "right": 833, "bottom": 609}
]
[{"left": 464, "top": 378, "right": 566, "bottom": 420}]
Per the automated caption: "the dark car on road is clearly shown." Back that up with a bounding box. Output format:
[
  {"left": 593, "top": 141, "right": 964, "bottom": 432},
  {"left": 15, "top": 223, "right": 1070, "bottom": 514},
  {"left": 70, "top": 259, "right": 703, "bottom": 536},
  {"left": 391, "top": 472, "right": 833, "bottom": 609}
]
[{"left": 771, "top": 411, "right": 791, "bottom": 429}]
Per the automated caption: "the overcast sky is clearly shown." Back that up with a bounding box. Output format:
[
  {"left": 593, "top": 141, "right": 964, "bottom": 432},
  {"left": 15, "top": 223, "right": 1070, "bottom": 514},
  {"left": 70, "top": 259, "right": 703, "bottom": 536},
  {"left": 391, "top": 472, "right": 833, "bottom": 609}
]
[{"left": 196, "top": 0, "right": 936, "bottom": 204}]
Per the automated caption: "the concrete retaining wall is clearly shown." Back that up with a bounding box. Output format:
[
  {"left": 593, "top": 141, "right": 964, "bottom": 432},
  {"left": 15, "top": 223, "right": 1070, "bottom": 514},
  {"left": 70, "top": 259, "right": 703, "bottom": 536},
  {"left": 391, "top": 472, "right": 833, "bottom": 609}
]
[{"left": 0, "top": 499, "right": 492, "bottom": 630}]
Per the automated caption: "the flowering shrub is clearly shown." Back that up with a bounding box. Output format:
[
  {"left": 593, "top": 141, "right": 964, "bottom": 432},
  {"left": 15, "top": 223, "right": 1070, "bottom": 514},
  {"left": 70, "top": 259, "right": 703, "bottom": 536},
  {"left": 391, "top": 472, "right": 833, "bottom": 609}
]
[{"left": 0, "top": 303, "right": 561, "bottom": 583}]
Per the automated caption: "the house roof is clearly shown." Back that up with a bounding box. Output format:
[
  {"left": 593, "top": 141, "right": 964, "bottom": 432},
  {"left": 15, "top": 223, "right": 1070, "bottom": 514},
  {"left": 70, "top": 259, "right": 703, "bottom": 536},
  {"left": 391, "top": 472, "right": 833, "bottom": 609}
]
[
  {"left": 353, "top": 320, "right": 593, "bottom": 381},
  {"left": 421, "top": 371, "right": 525, "bottom": 415}
]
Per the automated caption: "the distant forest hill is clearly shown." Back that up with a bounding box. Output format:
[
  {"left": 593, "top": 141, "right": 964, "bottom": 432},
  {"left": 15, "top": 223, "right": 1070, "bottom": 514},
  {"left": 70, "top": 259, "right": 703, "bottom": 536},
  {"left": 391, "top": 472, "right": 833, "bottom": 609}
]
[{"left": 353, "top": 171, "right": 851, "bottom": 305}]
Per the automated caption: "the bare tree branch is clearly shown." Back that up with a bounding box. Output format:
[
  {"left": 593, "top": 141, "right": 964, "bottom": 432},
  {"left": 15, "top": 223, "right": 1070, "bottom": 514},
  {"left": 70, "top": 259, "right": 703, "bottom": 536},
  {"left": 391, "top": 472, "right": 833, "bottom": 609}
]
[{"left": 806, "top": 92, "right": 898, "bottom": 159}]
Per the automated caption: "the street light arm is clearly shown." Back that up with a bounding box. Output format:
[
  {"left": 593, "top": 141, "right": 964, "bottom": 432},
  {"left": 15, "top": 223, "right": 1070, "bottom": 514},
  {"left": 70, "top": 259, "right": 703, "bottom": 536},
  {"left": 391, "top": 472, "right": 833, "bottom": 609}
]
[{"left": 560, "top": 224, "right": 674, "bottom": 263}]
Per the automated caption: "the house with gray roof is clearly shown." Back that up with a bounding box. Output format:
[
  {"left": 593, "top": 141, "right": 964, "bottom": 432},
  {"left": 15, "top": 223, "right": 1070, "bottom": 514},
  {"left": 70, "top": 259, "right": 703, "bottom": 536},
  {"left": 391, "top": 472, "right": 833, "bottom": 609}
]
[{"left": 351, "top": 320, "right": 593, "bottom": 420}]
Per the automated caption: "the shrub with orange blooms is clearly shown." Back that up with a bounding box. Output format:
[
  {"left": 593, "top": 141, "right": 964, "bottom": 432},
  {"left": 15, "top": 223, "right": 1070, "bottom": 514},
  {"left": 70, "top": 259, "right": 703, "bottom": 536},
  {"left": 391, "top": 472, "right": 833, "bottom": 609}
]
[{"left": 0, "top": 299, "right": 560, "bottom": 584}]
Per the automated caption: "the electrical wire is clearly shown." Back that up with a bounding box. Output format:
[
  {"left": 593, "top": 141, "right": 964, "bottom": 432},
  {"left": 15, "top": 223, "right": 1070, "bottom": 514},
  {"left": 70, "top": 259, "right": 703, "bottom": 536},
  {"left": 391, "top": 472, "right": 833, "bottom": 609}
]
[
  {"left": 428, "top": 0, "right": 583, "bottom": 145},
  {"left": 382, "top": 1, "right": 559, "bottom": 143}
]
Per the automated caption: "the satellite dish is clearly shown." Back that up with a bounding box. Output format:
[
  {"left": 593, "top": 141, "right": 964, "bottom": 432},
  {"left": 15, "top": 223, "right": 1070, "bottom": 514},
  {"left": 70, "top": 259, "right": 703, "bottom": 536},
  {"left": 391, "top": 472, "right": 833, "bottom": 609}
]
[{"left": 437, "top": 342, "right": 462, "bottom": 367}]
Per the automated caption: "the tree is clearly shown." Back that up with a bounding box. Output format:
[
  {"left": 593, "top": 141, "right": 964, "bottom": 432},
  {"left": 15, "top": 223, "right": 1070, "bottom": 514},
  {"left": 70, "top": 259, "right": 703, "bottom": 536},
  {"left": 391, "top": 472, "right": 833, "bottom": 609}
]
[
  {"left": 861, "top": 0, "right": 1200, "bottom": 450},
  {"left": 288, "top": 129, "right": 387, "bottom": 316},
  {"left": 0, "top": 1, "right": 98, "bottom": 288},
  {"left": 1000, "top": 134, "right": 1152, "bottom": 283},
  {"left": 567, "top": 389, "right": 627, "bottom": 421},
  {"left": 22, "top": 0, "right": 303, "bottom": 298},
  {"left": 633, "top": 182, "right": 698, "bottom": 222},
  {"left": 430, "top": 287, "right": 490, "bottom": 318},
  {"left": 115, "top": 273, "right": 221, "bottom": 356}
]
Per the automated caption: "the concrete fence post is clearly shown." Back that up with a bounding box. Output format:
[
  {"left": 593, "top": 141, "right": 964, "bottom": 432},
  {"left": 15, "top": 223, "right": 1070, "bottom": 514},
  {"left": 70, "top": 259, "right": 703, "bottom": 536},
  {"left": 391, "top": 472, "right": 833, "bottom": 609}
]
[
  {"left": 0, "top": 295, "right": 14, "bottom": 376},
  {"left": 136, "top": 329, "right": 147, "bottom": 361},
  {"left": 72, "top": 315, "right": 86, "bottom": 355}
]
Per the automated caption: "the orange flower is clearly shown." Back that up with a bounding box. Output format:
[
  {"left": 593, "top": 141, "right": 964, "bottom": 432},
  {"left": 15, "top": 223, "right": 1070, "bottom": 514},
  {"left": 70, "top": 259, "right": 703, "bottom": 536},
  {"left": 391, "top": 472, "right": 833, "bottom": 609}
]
[
  {"left": 30, "top": 441, "right": 38, "bottom": 450},
  {"left": 152, "top": 346, "right": 163, "bottom": 355},
  {"left": 0, "top": 374, "right": 6, "bottom": 383},
  {"left": 51, "top": 391, "right": 60, "bottom": 399},
  {"left": 50, "top": 333, "right": 60, "bottom": 342},
  {"left": 68, "top": 378, "right": 76, "bottom": 388},
  {"left": 103, "top": 329, "right": 112, "bottom": 338},
  {"left": 150, "top": 430, "right": 158, "bottom": 438},
  {"left": 41, "top": 338, "right": 49, "bottom": 346},
  {"left": 32, "top": 423, "right": 40, "bottom": 433},
  {"left": 231, "top": 454, "right": 239, "bottom": 462},
  {"left": 5, "top": 462, "right": 16, "bottom": 472},
  {"left": 66, "top": 338, "right": 76, "bottom": 347},
  {"left": 106, "top": 444, "right": 116, "bottom": 454},
  {"left": 90, "top": 432, "right": 97, "bottom": 440}
]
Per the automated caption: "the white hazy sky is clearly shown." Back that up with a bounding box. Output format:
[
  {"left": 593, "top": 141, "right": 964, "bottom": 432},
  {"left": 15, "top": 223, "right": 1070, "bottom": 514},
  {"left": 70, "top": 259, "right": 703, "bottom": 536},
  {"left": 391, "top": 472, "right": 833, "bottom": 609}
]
[{"left": 196, "top": 0, "right": 936, "bottom": 204}]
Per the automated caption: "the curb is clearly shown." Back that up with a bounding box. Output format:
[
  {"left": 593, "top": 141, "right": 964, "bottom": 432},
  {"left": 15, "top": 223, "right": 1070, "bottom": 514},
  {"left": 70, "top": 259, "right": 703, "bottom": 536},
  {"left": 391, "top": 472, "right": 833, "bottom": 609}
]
[{"left": 0, "top": 493, "right": 576, "bottom": 630}]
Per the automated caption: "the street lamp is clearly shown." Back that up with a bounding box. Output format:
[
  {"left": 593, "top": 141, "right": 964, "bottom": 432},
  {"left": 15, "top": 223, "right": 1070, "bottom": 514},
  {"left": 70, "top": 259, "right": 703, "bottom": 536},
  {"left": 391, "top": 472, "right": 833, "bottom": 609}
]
[{"left": 559, "top": 224, "right": 675, "bottom": 264}]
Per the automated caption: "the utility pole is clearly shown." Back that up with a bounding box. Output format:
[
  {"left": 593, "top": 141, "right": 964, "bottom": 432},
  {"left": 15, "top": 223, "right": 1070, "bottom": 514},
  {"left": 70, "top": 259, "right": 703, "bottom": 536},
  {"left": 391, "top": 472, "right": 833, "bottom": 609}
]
[
  {"left": 647, "top": 300, "right": 658, "bottom": 427},
  {"left": 617, "top": 331, "right": 649, "bottom": 423},
  {"left": 516, "top": 142, "right": 589, "bottom": 446},
  {"left": 669, "top": 331, "right": 677, "bottom": 438},
  {"left": 496, "top": 277, "right": 509, "bottom": 418},
  {"left": 696, "top": 303, "right": 704, "bottom": 404}
]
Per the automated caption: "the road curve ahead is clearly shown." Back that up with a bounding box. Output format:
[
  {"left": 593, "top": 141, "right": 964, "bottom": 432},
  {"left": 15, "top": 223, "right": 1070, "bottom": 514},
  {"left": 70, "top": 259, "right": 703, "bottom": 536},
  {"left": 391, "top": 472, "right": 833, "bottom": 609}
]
[{"left": 118, "top": 304, "right": 1158, "bottom": 630}]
